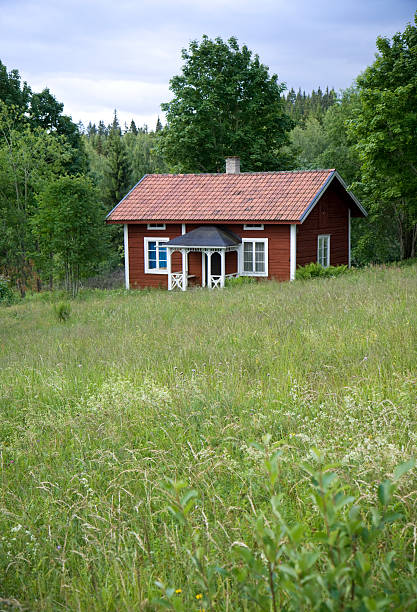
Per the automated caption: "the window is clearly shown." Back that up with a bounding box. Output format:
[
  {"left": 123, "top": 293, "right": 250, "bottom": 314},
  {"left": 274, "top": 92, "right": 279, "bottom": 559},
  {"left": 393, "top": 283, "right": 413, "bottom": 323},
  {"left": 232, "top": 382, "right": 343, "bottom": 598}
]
[
  {"left": 244, "top": 224, "right": 264, "bottom": 230},
  {"left": 144, "top": 237, "right": 169, "bottom": 273},
  {"left": 317, "top": 235, "right": 330, "bottom": 268},
  {"left": 147, "top": 223, "right": 166, "bottom": 230},
  {"left": 241, "top": 238, "right": 268, "bottom": 276}
]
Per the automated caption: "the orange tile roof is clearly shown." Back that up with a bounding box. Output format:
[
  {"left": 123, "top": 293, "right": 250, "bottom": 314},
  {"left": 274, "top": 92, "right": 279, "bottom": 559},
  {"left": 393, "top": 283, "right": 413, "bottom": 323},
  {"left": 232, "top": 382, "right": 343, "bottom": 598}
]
[{"left": 106, "top": 169, "right": 336, "bottom": 223}]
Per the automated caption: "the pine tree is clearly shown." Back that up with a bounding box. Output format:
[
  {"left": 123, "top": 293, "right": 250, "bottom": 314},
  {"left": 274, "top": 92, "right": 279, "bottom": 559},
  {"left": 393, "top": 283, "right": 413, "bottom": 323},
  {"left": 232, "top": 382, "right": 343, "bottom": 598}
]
[
  {"left": 129, "top": 119, "right": 138, "bottom": 135},
  {"left": 155, "top": 116, "right": 163, "bottom": 132},
  {"left": 104, "top": 113, "right": 131, "bottom": 209}
]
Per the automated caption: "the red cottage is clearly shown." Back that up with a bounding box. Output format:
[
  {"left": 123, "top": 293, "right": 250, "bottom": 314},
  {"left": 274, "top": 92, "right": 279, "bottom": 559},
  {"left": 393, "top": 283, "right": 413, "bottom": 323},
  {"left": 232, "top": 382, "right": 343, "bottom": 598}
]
[{"left": 106, "top": 157, "right": 367, "bottom": 290}]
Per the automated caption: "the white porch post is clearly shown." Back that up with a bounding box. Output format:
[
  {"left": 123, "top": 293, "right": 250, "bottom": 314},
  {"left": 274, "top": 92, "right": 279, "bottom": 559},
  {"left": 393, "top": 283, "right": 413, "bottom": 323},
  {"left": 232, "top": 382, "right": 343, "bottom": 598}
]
[
  {"left": 290, "top": 224, "right": 297, "bottom": 281},
  {"left": 207, "top": 251, "right": 212, "bottom": 288},
  {"left": 202, "top": 252, "right": 206, "bottom": 287},
  {"left": 123, "top": 224, "right": 130, "bottom": 289},
  {"left": 167, "top": 247, "right": 172, "bottom": 290},
  {"left": 182, "top": 249, "right": 188, "bottom": 291},
  {"left": 220, "top": 249, "right": 226, "bottom": 287},
  {"left": 348, "top": 208, "right": 351, "bottom": 268}
]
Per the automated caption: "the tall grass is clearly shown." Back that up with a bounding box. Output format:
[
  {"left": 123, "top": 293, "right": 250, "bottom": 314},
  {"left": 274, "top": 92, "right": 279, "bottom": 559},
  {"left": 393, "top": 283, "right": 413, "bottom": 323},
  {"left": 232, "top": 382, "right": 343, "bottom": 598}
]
[{"left": 0, "top": 264, "right": 416, "bottom": 610}]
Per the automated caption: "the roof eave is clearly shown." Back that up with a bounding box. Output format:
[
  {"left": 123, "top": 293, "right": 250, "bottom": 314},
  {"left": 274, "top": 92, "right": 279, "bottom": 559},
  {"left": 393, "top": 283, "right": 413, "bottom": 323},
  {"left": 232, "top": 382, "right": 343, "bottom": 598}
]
[
  {"left": 334, "top": 171, "right": 368, "bottom": 217},
  {"left": 299, "top": 171, "right": 367, "bottom": 223}
]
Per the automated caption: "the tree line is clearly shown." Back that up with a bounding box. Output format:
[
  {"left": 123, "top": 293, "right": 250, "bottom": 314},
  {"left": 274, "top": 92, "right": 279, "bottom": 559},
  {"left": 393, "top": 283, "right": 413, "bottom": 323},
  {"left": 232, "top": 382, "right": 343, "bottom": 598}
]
[{"left": 0, "top": 12, "right": 416, "bottom": 295}]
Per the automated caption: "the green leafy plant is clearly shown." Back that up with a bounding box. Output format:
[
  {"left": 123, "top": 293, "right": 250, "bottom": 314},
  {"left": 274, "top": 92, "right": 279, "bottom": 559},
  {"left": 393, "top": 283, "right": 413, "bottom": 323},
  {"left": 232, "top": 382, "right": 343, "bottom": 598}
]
[
  {"left": 225, "top": 275, "right": 256, "bottom": 288},
  {"left": 296, "top": 262, "right": 349, "bottom": 280},
  {"left": 53, "top": 301, "right": 71, "bottom": 322},
  {"left": 157, "top": 436, "right": 416, "bottom": 610},
  {"left": 0, "top": 278, "right": 17, "bottom": 305}
]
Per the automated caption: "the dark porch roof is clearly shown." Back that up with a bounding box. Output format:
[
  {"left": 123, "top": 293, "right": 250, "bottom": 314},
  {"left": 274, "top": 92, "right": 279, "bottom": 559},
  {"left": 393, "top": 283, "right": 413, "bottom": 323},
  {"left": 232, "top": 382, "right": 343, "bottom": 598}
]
[{"left": 166, "top": 225, "right": 241, "bottom": 248}]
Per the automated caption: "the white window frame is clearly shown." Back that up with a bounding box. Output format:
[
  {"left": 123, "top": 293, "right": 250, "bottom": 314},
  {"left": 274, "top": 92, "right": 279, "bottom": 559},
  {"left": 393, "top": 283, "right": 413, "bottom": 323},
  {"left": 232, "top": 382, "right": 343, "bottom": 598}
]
[
  {"left": 147, "top": 223, "right": 166, "bottom": 230},
  {"left": 240, "top": 238, "right": 268, "bottom": 277},
  {"left": 144, "top": 237, "right": 169, "bottom": 274},
  {"left": 317, "top": 234, "right": 330, "bottom": 268},
  {"left": 243, "top": 224, "right": 264, "bottom": 230}
]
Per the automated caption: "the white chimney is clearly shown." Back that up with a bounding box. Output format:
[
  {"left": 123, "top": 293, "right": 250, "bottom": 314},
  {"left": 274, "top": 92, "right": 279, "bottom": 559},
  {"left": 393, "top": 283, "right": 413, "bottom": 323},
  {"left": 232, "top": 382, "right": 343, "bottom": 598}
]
[{"left": 225, "top": 156, "right": 240, "bottom": 174}]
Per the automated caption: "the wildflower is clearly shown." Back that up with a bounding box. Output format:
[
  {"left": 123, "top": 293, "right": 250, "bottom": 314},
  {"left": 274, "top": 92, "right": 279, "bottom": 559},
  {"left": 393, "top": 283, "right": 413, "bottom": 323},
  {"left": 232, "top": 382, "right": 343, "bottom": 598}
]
[
  {"left": 196, "top": 593, "right": 203, "bottom": 600},
  {"left": 175, "top": 589, "right": 182, "bottom": 594},
  {"left": 11, "top": 524, "right": 22, "bottom": 533}
]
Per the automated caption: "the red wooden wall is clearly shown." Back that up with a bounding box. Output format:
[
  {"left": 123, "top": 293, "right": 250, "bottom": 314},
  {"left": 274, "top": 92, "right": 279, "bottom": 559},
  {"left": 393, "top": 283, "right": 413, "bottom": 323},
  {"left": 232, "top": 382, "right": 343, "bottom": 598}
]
[
  {"left": 127, "top": 223, "right": 291, "bottom": 288},
  {"left": 296, "top": 182, "right": 350, "bottom": 268}
]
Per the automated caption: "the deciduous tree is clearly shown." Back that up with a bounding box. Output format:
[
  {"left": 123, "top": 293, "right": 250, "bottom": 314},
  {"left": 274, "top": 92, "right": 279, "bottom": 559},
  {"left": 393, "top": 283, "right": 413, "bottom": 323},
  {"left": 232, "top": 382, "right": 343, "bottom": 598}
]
[
  {"left": 160, "top": 36, "right": 294, "bottom": 172},
  {"left": 34, "top": 176, "right": 105, "bottom": 296},
  {"left": 348, "top": 13, "right": 417, "bottom": 260}
]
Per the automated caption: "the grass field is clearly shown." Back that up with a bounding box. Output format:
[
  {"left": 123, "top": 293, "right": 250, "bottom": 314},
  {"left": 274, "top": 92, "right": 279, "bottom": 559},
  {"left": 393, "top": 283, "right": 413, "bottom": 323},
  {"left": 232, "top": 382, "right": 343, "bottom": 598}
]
[{"left": 1, "top": 264, "right": 417, "bottom": 610}]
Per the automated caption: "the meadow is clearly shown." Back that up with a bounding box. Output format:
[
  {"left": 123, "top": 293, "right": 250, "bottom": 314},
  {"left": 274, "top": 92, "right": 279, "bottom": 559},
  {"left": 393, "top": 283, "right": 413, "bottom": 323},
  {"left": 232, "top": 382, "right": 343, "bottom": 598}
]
[{"left": 0, "top": 264, "right": 416, "bottom": 611}]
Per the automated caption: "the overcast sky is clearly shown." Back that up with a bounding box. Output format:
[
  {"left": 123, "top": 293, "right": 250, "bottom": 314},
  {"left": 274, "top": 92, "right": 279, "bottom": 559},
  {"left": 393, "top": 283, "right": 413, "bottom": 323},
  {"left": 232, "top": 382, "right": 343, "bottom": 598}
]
[{"left": 1, "top": 0, "right": 415, "bottom": 131}]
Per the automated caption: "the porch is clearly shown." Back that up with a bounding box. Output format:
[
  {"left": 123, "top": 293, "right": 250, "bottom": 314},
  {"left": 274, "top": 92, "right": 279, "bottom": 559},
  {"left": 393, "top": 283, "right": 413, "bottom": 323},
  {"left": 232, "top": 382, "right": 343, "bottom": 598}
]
[{"left": 165, "top": 226, "right": 241, "bottom": 291}]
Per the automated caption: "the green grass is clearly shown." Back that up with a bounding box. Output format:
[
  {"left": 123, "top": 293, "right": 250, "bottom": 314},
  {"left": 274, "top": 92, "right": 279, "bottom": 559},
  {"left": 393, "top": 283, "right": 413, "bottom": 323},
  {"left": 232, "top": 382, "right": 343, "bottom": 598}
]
[{"left": 1, "top": 264, "right": 416, "bottom": 610}]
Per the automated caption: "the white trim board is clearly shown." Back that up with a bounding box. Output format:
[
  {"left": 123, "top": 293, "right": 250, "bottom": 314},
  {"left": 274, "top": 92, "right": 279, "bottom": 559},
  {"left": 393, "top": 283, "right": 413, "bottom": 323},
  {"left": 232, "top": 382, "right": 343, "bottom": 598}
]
[
  {"left": 290, "top": 224, "right": 297, "bottom": 281},
  {"left": 240, "top": 237, "right": 269, "bottom": 277},
  {"left": 144, "top": 237, "right": 170, "bottom": 274},
  {"left": 124, "top": 224, "right": 130, "bottom": 289},
  {"left": 300, "top": 171, "right": 367, "bottom": 223}
]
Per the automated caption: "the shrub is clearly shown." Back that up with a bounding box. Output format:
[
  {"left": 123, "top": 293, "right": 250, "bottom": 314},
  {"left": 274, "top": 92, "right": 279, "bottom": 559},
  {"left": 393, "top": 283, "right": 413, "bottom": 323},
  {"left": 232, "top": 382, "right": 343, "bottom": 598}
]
[
  {"left": 156, "top": 438, "right": 416, "bottom": 611},
  {"left": 0, "top": 278, "right": 17, "bottom": 305},
  {"left": 53, "top": 301, "right": 71, "bottom": 322},
  {"left": 225, "top": 275, "right": 256, "bottom": 288},
  {"left": 296, "top": 262, "right": 349, "bottom": 280}
]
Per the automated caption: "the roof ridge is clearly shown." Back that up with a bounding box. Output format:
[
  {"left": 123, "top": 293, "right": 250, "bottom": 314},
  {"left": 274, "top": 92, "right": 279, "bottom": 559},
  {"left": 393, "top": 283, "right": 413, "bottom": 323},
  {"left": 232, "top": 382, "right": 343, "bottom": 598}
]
[{"left": 144, "top": 169, "right": 335, "bottom": 177}]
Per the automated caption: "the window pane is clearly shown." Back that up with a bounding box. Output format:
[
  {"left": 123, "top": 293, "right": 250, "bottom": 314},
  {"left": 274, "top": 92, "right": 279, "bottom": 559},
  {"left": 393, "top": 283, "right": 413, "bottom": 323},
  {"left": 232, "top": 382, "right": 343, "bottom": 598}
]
[
  {"left": 158, "top": 244, "right": 167, "bottom": 268},
  {"left": 243, "top": 242, "right": 253, "bottom": 272},
  {"left": 255, "top": 242, "right": 265, "bottom": 272},
  {"left": 148, "top": 241, "right": 157, "bottom": 269},
  {"left": 255, "top": 257, "right": 265, "bottom": 272}
]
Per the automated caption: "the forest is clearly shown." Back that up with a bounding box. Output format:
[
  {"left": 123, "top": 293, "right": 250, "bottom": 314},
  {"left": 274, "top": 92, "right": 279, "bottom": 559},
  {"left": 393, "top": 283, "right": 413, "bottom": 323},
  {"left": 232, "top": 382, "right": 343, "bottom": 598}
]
[{"left": 0, "top": 14, "right": 416, "bottom": 296}]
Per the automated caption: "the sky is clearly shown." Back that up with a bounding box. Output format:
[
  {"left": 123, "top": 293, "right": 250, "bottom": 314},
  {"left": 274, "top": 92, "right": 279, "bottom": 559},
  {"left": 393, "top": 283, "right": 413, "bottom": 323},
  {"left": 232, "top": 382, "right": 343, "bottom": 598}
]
[{"left": 1, "top": 0, "right": 415, "bottom": 131}]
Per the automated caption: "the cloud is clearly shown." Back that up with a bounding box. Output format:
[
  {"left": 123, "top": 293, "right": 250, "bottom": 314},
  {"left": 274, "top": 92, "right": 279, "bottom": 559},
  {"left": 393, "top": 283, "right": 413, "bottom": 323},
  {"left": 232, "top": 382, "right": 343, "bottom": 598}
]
[{"left": 1, "top": 0, "right": 415, "bottom": 126}]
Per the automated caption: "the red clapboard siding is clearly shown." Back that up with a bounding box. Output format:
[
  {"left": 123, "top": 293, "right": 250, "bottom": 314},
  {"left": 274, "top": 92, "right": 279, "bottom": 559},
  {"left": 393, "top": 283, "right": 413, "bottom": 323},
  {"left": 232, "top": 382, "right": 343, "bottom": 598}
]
[
  {"left": 296, "top": 182, "right": 349, "bottom": 268},
  {"left": 128, "top": 223, "right": 291, "bottom": 288}
]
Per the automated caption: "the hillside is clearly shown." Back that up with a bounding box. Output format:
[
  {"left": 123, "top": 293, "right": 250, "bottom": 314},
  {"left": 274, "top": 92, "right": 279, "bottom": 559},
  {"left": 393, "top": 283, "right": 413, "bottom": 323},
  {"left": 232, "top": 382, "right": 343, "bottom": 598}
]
[{"left": 1, "top": 264, "right": 417, "bottom": 610}]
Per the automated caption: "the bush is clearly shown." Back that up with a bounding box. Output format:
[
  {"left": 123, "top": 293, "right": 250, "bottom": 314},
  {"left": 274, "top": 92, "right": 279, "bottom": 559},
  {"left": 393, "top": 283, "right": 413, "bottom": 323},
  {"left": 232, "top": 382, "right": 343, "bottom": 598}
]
[
  {"left": 296, "top": 262, "right": 349, "bottom": 280},
  {"left": 53, "top": 301, "right": 71, "bottom": 322},
  {"left": 157, "top": 438, "right": 417, "bottom": 611},
  {"left": 225, "top": 275, "right": 256, "bottom": 288},
  {"left": 0, "top": 278, "right": 17, "bottom": 305}
]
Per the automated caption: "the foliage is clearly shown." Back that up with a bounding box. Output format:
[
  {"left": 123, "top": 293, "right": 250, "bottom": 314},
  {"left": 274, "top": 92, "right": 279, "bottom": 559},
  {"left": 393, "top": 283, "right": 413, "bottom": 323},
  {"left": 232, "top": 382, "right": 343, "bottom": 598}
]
[
  {"left": 285, "top": 86, "right": 337, "bottom": 124},
  {"left": 295, "top": 262, "right": 349, "bottom": 280},
  {"left": 0, "top": 60, "right": 87, "bottom": 174},
  {"left": 224, "top": 275, "right": 256, "bottom": 287},
  {"left": 53, "top": 301, "right": 71, "bottom": 322},
  {"left": 158, "top": 440, "right": 416, "bottom": 611},
  {"left": 102, "top": 111, "right": 132, "bottom": 211},
  {"left": 0, "top": 264, "right": 416, "bottom": 609},
  {"left": 159, "top": 35, "right": 295, "bottom": 172},
  {"left": 0, "top": 103, "right": 72, "bottom": 295},
  {"left": 33, "top": 175, "right": 106, "bottom": 296},
  {"left": 347, "top": 12, "right": 417, "bottom": 260},
  {"left": 0, "top": 277, "right": 17, "bottom": 304}
]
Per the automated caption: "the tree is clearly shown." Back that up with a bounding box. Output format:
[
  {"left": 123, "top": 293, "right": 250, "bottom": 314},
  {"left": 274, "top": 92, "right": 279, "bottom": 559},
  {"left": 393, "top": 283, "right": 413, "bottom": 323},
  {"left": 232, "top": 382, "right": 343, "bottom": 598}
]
[
  {"left": 348, "top": 13, "right": 417, "bottom": 260},
  {"left": 159, "top": 36, "right": 294, "bottom": 172},
  {"left": 0, "top": 103, "right": 71, "bottom": 295},
  {"left": 155, "top": 116, "right": 163, "bottom": 132},
  {"left": 103, "top": 110, "right": 131, "bottom": 208},
  {"left": 34, "top": 176, "right": 105, "bottom": 296},
  {"left": 0, "top": 60, "right": 31, "bottom": 111}
]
